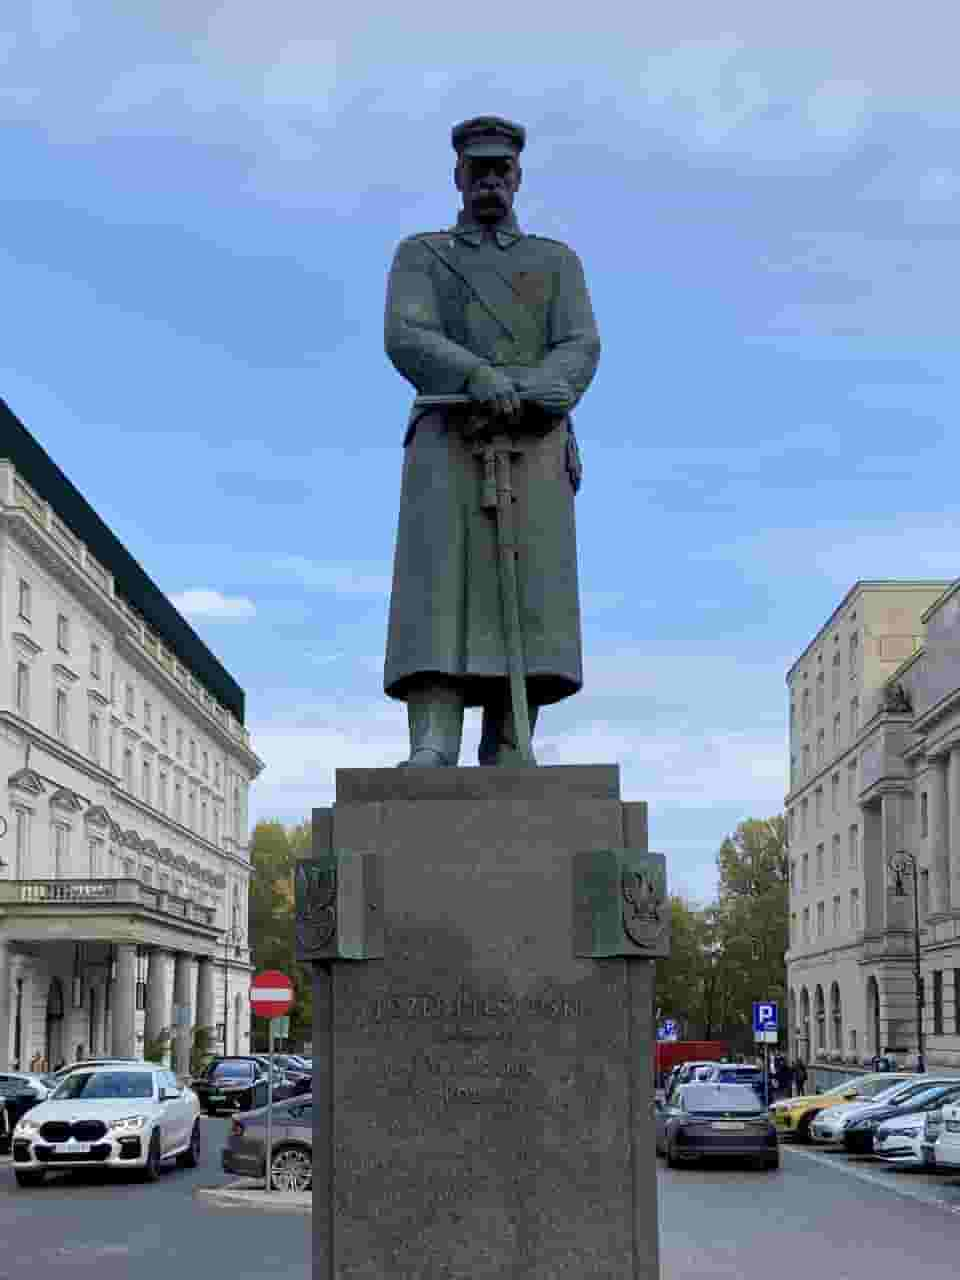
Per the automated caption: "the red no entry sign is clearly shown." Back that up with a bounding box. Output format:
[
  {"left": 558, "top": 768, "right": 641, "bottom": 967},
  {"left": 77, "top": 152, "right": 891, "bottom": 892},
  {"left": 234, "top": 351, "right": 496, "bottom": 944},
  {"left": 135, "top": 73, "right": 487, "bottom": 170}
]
[{"left": 250, "top": 970, "right": 294, "bottom": 1019}]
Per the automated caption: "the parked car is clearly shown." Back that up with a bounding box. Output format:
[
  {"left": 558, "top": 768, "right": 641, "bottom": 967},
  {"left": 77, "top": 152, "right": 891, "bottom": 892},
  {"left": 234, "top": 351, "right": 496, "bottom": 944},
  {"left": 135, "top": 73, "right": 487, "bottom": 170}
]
[
  {"left": 664, "top": 1061, "right": 727, "bottom": 1103},
  {"left": 692, "top": 1063, "right": 766, "bottom": 1103},
  {"left": 41, "top": 1058, "right": 143, "bottom": 1091},
  {"left": 841, "top": 1081, "right": 960, "bottom": 1155},
  {"left": 191, "top": 1057, "right": 291, "bottom": 1115},
  {"left": 769, "top": 1072, "right": 914, "bottom": 1142},
  {"left": 0, "top": 1073, "right": 52, "bottom": 1152},
  {"left": 250, "top": 1055, "right": 297, "bottom": 1094},
  {"left": 10, "top": 1063, "right": 200, "bottom": 1187},
  {"left": 221, "top": 1094, "right": 313, "bottom": 1191},
  {"left": 655, "top": 1083, "right": 779, "bottom": 1171},
  {"left": 811, "top": 1077, "right": 953, "bottom": 1145},
  {"left": 929, "top": 1099, "right": 960, "bottom": 1170},
  {"left": 270, "top": 1055, "right": 312, "bottom": 1095}
]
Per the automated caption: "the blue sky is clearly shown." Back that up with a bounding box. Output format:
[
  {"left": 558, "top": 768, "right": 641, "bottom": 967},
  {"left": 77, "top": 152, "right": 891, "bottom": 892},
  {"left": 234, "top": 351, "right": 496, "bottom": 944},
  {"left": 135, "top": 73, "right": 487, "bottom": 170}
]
[{"left": 5, "top": 2, "right": 960, "bottom": 903}]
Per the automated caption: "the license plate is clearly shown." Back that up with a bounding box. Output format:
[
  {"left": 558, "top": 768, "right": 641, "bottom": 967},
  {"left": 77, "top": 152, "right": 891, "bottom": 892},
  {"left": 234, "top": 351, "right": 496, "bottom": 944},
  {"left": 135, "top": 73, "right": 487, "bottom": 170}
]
[
  {"left": 712, "top": 1122, "right": 745, "bottom": 1130},
  {"left": 60, "top": 1142, "right": 91, "bottom": 1153}
]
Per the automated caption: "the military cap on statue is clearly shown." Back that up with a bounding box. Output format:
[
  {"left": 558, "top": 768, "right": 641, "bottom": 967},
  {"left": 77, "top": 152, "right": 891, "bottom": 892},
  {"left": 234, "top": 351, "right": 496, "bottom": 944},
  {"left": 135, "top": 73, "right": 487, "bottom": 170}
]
[{"left": 451, "top": 116, "right": 526, "bottom": 158}]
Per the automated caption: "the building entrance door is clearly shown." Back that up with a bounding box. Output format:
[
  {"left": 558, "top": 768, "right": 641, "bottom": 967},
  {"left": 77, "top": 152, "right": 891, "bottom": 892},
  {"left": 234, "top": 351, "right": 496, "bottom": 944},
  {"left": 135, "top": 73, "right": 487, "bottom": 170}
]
[{"left": 45, "top": 978, "right": 65, "bottom": 1069}]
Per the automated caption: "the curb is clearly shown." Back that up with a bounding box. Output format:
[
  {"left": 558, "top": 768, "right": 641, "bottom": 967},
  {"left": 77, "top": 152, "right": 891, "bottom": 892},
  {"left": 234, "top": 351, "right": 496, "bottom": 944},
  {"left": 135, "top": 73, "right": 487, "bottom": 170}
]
[{"left": 193, "top": 1178, "right": 312, "bottom": 1215}]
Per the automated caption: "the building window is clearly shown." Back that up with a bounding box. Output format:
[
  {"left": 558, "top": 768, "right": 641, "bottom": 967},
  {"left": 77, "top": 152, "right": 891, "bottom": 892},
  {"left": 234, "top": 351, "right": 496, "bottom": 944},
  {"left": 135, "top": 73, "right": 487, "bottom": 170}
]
[
  {"left": 176, "top": 728, "right": 183, "bottom": 760},
  {"left": 850, "top": 888, "right": 860, "bottom": 930},
  {"left": 815, "top": 788, "right": 824, "bottom": 827},
  {"left": 159, "top": 772, "right": 168, "bottom": 815},
  {"left": 816, "top": 902, "right": 825, "bottom": 940},
  {"left": 215, "top": 761, "right": 221, "bottom": 790},
  {"left": 850, "top": 1028, "right": 857, "bottom": 1055},
  {"left": 816, "top": 671, "right": 825, "bottom": 715},
  {"left": 850, "top": 696, "right": 859, "bottom": 738},
  {"left": 160, "top": 714, "right": 168, "bottom": 746},
  {"left": 832, "top": 895, "right": 841, "bottom": 931},
  {"left": 125, "top": 683, "right": 134, "bottom": 717},
  {"left": 849, "top": 629, "right": 859, "bottom": 674},
  {"left": 831, "top": 773, "right": 839, "bottom": 813},
  {"left": 801, "top": 853, "right": 809, "bottom": 890},
  {"left": 53, "top": 824, "right": 69, "bottom": 878},
  {"left": 802, "top": 907, "right": 811, "bottom": 942},
  {"left": 15, "top": 662, "right": 29, "bottom": 717},
  {"left": 201, "top": 800, "right": 208, "bottom": 837},
  {"left": 801, "top": 798, "right": 809, "bottom": 835},
  {"left": 188, "top": 788, "right": 196, "bottom": 830},
  {"left": 802, "top": 688, "right": 811, "bottom": 727},
  {"left": 833, "top": 712, "right": 841, "bottom": 748},
  {"left": 14, "top": 809, "right": 29, "bottom": 879},
  {"left": 815, "top": 843, "right": 824, "bottom": 882},
  {"left": 90, "top": 643, "right": 101, "bottom": 679},
  {"left": 189, "top": 739, "right": 197, "bottom": 768},
  {"left": 802, "top": 744, "right": 811, "bottom": 778},
  {"left": 849, "top": 824, "right": 859, "bottom": 869},
  {"left": 955, "top": 971, "right": 960, "bottom": 1035},
  {"left": 790, "top": 860, "right": 796, "bottom": 890},
  {"left": 921, "top": 792, "right": 929, "bottom": 839},
  {"left": 203, "top": 751, "right": 209, "bottom": 779},
  {"left": 56, "top": 613, "right": 70, "bottom": 653},
  {"left": 816, "top": 730, "right": 825, "bottom": 765},
  {"left": 848, "top": 757, "right": 857, "bottom": 803},
  {"left": 921, "top": 869, "right": 930, "bottom": 917},
  {"left": 144, "top": 701, "right": 152, "bottom": 732},
  {"left": 174, "top": 782, "right": 183, "bottom": 822},
  {"left": 832, "top": 833, "right": 841, "bottom": 874},
  {"left": 55, "top": 689, "right": 69, "bottom": 742},
  {"left": 123, "top": 749, "right": 133, "bottom": 792},
  {"left": 142, "top": 760, "right": 151, "bottom": 806},
  {"left": 933, "top": 971, "right": 944, "bottom": 1036},
  {"left": 17, "top": 578, "right": 31, "bottom": 621},
  {"left": 213, "top": 808, "right": 220, "bottom": 847},
  {"left": 89, "top": 713, "right": 100, "bottom": 762}
]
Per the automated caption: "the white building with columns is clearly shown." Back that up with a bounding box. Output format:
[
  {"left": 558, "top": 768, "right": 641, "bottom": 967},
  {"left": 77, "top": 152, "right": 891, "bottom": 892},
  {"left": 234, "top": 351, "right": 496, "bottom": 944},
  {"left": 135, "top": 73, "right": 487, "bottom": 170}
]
[
  {"left": 0, "top": 400, "right": 263, "bottom": 1074},
  {"left": 786, "top": 579, "right": 960, "bottom": 1072}
]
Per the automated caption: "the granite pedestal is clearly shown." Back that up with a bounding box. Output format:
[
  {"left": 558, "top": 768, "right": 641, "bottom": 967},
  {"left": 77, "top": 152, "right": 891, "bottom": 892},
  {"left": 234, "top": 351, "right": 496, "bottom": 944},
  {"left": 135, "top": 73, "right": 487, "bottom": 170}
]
[{"left": 303, "top": 765, "right": 662, "bottom": 1279}]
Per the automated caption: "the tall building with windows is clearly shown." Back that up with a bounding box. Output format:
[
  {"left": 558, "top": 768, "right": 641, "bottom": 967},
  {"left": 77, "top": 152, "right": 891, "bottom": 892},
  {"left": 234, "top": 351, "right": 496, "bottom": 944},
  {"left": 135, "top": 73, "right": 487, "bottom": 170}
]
[
  {"left": 0, "top": 400, "right": 263, "bottom": 1072},
  {"left": 785, "top": 579, "right": 960, "bottom": 1071}
]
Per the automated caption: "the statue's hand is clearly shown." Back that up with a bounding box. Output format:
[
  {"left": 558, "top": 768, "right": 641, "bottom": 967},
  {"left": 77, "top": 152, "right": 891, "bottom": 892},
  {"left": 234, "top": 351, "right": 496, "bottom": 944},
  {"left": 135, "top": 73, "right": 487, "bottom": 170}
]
[
  {"left": 466, "top": 366, "right": 522, "bottom": 422},
  {"left": 523, "top": 374, "right": 574, "bottom": 415}
]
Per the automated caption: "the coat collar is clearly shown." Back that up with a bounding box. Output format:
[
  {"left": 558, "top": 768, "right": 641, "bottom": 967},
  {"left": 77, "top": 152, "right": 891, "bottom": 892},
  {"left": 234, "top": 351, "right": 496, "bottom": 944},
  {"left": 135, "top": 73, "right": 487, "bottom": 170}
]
[{"left": 451, "top": 212, "right": 523, "bottom": 249}]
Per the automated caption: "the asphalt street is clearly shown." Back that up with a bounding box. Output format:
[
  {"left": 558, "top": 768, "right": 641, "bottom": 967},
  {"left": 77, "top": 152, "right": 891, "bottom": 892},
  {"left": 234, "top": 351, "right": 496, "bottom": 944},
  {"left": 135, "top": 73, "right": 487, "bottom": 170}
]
[
  {"left": 6, "top": 1120, "right": 960, "bottom": 1277},
  {"left": 0, "top": 1115, "right": 311, "bottom": 1280}
]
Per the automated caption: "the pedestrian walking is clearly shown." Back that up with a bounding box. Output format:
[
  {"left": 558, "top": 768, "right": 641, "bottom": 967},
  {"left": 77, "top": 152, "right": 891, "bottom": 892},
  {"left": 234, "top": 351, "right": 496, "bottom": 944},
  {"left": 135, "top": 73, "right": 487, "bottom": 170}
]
[
  {"left": 793, "top": 1058, "right": 808, "bottom": 1095},
  {"left": 780, "top": 1060, "right": 794, "bottom": 1099}
]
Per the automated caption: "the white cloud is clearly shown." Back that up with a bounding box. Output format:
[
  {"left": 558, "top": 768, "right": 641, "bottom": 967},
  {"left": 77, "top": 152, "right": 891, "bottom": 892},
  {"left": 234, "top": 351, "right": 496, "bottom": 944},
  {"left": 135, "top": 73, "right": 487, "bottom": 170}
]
[
  {"left": 168, "top": 587, "right": 256, "bottom": 620},
  {"left": 273, "top": 555, "right": 391, "bottom": 597}
]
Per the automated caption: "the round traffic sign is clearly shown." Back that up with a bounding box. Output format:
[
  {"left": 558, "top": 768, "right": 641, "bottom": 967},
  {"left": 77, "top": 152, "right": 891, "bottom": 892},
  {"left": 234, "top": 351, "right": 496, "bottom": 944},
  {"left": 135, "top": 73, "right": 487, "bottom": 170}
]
[{"left": 250, "top": 970, "right": 294, "bottom": 1019}]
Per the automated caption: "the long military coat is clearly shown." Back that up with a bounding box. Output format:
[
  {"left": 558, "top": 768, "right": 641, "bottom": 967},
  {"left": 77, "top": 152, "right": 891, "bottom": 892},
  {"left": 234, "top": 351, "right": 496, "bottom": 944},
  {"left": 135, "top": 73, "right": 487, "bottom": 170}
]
[{"left": 383, "top": 213, "right": 601, "bottom": 708}]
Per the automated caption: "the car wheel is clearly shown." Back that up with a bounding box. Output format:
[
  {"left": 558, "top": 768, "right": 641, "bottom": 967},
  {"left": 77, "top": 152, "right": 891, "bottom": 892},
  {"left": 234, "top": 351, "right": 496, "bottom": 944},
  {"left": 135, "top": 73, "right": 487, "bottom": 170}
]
[
  {"left": 177, "top": 1120, "right": 201, "bottom": 1169},
  {"left": 270, "top": 1144, "right": 312, "bottom": 1193},
  {"left": 796, "top": 1114, "right": 814, "bottom": 1143},
  {"left": 140, "top": 1131, "right": 162, "bottom": 1182},
  {"left": 14, "top": 1169, "right": 45, "bottom": 1188}
]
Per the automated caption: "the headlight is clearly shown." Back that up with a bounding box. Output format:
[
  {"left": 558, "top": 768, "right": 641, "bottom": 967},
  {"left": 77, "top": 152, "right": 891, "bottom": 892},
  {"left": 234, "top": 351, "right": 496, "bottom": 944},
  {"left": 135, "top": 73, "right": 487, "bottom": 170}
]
[
  {"left": 108, "top": 1115, "right": 149, "bottom": 1133},
  {"left": 14, "top": 1119, "right": 40, "bottom": 1136}
]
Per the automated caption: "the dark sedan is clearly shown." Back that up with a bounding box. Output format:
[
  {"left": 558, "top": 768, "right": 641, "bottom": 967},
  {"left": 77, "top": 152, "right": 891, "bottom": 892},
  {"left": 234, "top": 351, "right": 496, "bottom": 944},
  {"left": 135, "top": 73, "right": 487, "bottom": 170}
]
[
  {"left": 0, "top": 1073, "right": 51, "bottom": 1152},
  {"left": 221, "top": 1095, "right": 313, "bottom": 1192},
  {"left": 656, "top": 1083, "right": 779, "bottom": 1170},
  {"left": 192, "top": 1058, "right": 280, "bottom": 1115},
  {"left": 842, "top": 1081, "right": 960, "bottom": 1154},
  {"left": 270, "top": 1055, "right": 312, "bottom": 1095}
]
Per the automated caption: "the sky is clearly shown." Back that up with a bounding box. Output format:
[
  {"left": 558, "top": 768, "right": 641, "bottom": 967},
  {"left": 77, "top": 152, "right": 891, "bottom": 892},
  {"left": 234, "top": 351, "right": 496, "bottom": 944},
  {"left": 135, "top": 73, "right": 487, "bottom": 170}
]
[{"left": 4, "top": 2, "right": 960, "bottom": 904}]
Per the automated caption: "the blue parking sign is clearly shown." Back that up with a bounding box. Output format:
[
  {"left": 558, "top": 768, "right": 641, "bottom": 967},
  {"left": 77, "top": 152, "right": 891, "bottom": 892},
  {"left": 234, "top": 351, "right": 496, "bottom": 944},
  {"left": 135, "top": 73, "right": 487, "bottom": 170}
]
[{"left": 753, "top": 1001, "right": 778, "bottom": 1033}]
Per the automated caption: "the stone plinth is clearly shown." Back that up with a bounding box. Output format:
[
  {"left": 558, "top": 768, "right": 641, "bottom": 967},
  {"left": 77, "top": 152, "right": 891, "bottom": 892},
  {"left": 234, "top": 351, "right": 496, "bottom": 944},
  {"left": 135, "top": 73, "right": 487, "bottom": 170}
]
[{"left": 307, "top": 765, "right": 660, "bottom": 1279}]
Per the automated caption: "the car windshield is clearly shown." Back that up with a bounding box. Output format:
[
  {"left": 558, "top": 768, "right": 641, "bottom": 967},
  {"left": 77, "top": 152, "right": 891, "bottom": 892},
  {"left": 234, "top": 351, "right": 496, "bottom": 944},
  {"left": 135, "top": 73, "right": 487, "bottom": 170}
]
[
  {"left": 681, "top": 1085, "right": 763, "bottom": 1113},
  {"left": 713, "top": 1068, "right": 760, "bottom": 1083},
  {"left": 869, "top": 1080, "right": 928, "bottom": 1105},
  {"left": 0, "top": 1078, "right": 35, "bottom": 1095},
  {"left": 855, "top": 1077, "right": 911, "bottom": 1099},
  {"left": 210, "top": 1063, "right": 253, "bottom": 1080},
  {"left": 52, "top": 1071, "right": 154, "bottom": 1101}
]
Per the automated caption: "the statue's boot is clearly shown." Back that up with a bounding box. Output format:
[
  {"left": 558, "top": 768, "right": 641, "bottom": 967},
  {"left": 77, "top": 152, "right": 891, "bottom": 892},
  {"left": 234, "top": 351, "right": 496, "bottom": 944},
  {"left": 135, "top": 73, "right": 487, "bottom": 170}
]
[
  {"left": 397, "top": 680, "right": 465, "bottom": 767},
  {"left": 478, "top": 691, "right": 539, "bottom": 766}
]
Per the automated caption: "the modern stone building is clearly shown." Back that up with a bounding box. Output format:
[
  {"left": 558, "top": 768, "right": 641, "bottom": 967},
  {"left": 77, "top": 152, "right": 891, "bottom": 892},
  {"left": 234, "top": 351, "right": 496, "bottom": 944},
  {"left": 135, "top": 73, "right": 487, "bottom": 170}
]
[
  {"left": 785, "top": 579, "right": 960, "bottom": 1072},
  {"left": 0, "top": 400, "right": 263, "bottom": 1073}
]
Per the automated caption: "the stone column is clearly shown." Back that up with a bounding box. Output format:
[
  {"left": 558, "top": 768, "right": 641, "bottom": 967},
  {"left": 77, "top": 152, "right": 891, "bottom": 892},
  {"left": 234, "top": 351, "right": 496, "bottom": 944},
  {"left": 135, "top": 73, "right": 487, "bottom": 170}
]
[
  {"left": 930, "top": 756, "right": 950, "bottom": 914},
  {"left": 111, "top": 944, "right": 138, "bottom": 1058},
  {"left": 0, "top": 941, "right": 11, "bottom": 1071},
  {"left": 173, "top": 953, "right": 197, "bottom": 1075},
  {"left": 145, "top": 948, "right": 175, "bottom": 1065},
  {"left": 196, "top": 956, "right": 216, "bottom": 1047},
  {"left": 949, "top": 746, "right": 960, "bottom": 912}
]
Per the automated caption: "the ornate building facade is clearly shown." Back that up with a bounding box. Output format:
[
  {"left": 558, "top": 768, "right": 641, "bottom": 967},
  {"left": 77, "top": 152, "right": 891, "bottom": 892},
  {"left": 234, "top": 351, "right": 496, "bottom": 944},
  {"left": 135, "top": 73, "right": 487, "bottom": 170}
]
[
  {"left": 786, "top": 579, "right": 960, "bottom": 1071},
  {"left": 0, "top": 402, "right": 263, "bottom": 1072}
]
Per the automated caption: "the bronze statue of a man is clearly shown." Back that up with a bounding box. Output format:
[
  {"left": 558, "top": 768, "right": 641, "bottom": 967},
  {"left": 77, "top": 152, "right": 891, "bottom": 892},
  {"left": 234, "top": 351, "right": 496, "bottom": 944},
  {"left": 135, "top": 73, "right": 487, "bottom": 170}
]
[{"left": 383, "top": 116, "right": 601, "bottom": 767}]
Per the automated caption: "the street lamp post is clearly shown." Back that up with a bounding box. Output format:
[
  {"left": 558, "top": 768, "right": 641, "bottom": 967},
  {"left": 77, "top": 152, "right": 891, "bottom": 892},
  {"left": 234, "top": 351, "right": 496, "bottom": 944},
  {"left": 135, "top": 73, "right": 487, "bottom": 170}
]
[{"left": 887, "top": 849, "right": 925, "bottom": 1073}]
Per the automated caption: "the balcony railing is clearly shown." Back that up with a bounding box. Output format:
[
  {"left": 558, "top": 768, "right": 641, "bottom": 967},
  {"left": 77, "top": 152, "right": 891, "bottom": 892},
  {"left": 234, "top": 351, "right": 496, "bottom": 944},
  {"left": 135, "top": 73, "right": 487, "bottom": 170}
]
[{"left": 0, "top": 878, "right": 216, "bottom": 925}]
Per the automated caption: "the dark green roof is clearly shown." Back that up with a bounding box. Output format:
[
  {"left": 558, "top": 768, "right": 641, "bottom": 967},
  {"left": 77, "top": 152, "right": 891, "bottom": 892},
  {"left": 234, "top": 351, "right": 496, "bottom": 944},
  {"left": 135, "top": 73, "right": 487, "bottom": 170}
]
[{"left": 1, "top": 397, "right": 244, "bottom": 725}]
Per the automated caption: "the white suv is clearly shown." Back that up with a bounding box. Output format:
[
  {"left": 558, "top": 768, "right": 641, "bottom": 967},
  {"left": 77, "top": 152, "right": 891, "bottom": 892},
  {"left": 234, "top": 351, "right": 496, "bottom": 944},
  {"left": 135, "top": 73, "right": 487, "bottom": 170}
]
[
  {"left": 931, "top": 1099, "right": 960, "bottom": 1169},
  {"left": 11, "top": 1063, "right": 201, "bottom": 1187}
]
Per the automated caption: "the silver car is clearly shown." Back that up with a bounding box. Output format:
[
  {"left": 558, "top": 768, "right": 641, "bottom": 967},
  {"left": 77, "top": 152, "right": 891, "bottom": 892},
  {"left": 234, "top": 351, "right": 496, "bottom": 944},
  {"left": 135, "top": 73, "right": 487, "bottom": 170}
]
[{"left": 810, "top": 1076, "right": 950, "bottom": 1143}]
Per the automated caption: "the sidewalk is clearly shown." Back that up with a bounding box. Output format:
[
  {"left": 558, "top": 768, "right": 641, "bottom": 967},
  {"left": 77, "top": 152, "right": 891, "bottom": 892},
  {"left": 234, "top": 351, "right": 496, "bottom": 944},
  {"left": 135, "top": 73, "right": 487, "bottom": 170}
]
[{"left": 193, "top": 1177, "right": 312, "bottom": 1214}]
